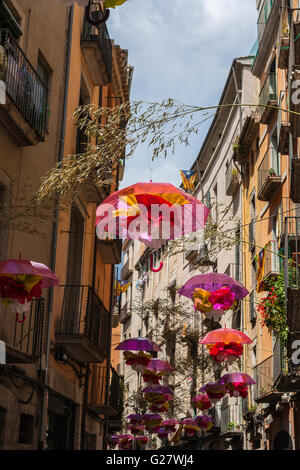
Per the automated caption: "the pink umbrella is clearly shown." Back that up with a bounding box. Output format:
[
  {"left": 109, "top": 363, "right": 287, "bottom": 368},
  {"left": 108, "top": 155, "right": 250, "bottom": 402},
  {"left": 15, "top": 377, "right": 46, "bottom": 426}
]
[
  {"left": 145, "top": 359, "right": 173, "bottom": 373},
  {"left": 219, "top": 373, "right": 255, "bottom": 399},
  {"left": 0, "top": 258, "right": 58, "bottom": 322},
  {"left": 127, "top": 414, "right": 144, "bottom": 425},
  {"left": 200, "top": 382, "right": 227, "bottom": 404},
  {"left": 142, "top": 385, "right": 174, "bottom": 396},
  {"left": 162, "top": 419, "right": 179, "bottom": 433},
  {"left": 191, "top": 394, "right": 212, "bottom": 411},
  {"left": 194, "top": 415, "right": 213, "bottom": 431},
  {"left": 95, "top": 182, "right": 210, "bottom": 249},
  {"left": 115, "top": 338, "right": 161, "bottom": 352}
]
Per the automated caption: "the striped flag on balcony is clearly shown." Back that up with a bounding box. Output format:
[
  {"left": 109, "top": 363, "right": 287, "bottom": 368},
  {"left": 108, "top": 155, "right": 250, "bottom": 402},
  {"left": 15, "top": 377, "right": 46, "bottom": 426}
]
[
  {"left": 180, "top": 170, "right": 197, "bottom": 192},
  {"left": 115, "top": 279, "right": 131, "bottom": 296},
  {"left": 256, "top": 246, "right": 266, "bottom": 293}
]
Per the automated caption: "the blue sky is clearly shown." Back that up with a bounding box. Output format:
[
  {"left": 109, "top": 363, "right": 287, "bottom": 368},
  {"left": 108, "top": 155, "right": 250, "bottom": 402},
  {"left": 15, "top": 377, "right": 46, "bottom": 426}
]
[{"left": 107, "top": 0, "right": 258, "bottom": 188}]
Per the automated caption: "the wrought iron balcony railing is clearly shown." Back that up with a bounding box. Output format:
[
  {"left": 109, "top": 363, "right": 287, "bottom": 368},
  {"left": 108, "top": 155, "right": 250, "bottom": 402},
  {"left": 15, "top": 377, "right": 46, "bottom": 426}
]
[
  {"left": 257, "top": 0, "right": 275, "bottom": 45},
  {"left": 253, "top": 356, "right": 274, "bottom": 400},
  {"left": 0, "top": 28, "right": 49, "bottom": 140},
  {"left": 82, "top": 21, "right": 112, "bottom": 82},
  {"left": 56, "top": 285, "right": 110, "bottom": 362},
  {"left": 3, "top": 297, "right": 45, "bottom": 363},
  {"left": 257, "top": 147, "right": 281, "bottom": 201},
  {"left": 225, "top": 160, "right": 239, "bottom": 196},
  {"left": 88, "top": 365, "right": 123, "bottom": 417}
]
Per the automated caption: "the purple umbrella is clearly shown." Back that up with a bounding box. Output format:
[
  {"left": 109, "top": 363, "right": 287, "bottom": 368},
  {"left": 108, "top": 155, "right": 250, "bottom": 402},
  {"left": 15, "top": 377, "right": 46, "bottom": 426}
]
[
  {"left": 218, "top": 373, "right": 256, "bottom": 386},
  {"left": 143, "top": 413, "right": 163, "bottom": 423},
  {"left": 141, "top": 385, "right": 174, "bottom": 395},
  {"left": 115, "top": 337, "right": 161, "bottom": 352},
  {"left": 178, "top": 273, "right": 249, "bottom": 300},
  {"left": 127, "top": 414, "right": 144, "bottom": 424},
  {"left": 146, "top": 359, "right": 173, "bottom": 373}
]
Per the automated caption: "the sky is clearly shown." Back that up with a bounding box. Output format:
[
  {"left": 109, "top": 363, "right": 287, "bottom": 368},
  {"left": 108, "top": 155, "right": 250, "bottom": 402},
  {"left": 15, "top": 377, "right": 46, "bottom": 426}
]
[{"left": 107, "top": 0, "right": 258, "bottom": 188}]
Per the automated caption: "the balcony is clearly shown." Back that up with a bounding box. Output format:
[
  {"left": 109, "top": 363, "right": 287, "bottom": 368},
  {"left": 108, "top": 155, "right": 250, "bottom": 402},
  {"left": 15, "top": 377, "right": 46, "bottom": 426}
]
[
  {"left": 257, "top": 0, "right": 275, "bottom": 46},
  {"left": 55, "top": 285, "right": 110, "bottom": 363},
  {"left": 121, "top": 258, "right": 133, "bottom": 280},
  {"left": 236, "top": 113, "right": 260, "bottom": 165},
  {"left": 0, "top": 28, "right": 49, "bottom": 145},
  {"left": 290, "top": 66, "right": 300, "bottom": 137},
  {"left": 261, "top": 240, "right": 281, "bottom": 283},
  {"left": 0, "top": 298, "right": 44, "bottom": 364},
  {"left": 294, "top": 10, "right": 300, "bottom": 66},
  {"left": 257, "top": 147, "right": 281, "bottom": 201},
  {"left": 253, "top": 356, "right": 282, "bottom": 404},
  {"left": 282, "top": 217, "right": 300, "bottom": 334},
  {"left": 225, "top": 160, "right": 239, "bottom": 196},
  {"left": 81, "top": 21, "right": 112, "bottom": 86},
  {"left": 259, "top": 73, "right": 277, "bottom": 124},
  {"left": 278, "top": 13, "right": 289, "bottom": 69},
  {"left": 291, "top": 156, "right": 300, "bottom": 203},
  {"left": 277, "top": 91, "right": 290, "bottom": 155},
  {"left": 88, "top": 365, "right": 123, "bottom": 417},
  {"left": 98, "top": 238, "right": 122, "bottom": 265},
  {"left": 120, "top": 302, "right": 131, "bottom": 324}
]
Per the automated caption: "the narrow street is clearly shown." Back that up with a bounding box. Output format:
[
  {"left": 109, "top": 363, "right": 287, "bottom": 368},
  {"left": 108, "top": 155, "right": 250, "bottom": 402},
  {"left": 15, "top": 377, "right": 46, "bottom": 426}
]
[{"left": 0, "top": 0, "right": 299, "bottom": 454}]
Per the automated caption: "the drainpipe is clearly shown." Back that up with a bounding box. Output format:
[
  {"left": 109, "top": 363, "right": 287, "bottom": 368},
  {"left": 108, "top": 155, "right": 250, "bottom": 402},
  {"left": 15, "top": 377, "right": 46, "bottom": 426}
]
[
  {"left": 38, "top": 5, "right": 74, "bottom": 450},
  {"left": 103, "top": 264, "right": 115, "bottom": 449},
  {"left": 80, "top": 365, "right": 91, "bottom": 449}
]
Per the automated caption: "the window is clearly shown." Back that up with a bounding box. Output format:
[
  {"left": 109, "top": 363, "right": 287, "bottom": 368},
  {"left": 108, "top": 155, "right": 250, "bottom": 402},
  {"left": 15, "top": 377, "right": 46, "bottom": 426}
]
[
  {"left": 19, "top": 413, "right": 34, "bottom": 445},
  {"left": 37, "top": 56, "right": 51, "bottom": 130}
]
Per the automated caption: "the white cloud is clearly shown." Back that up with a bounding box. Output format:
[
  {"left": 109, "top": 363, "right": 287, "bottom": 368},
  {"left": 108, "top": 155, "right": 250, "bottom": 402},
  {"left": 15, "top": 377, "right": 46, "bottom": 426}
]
[{"left": 107, "top": 0, "right": 258, "bottom": 188}]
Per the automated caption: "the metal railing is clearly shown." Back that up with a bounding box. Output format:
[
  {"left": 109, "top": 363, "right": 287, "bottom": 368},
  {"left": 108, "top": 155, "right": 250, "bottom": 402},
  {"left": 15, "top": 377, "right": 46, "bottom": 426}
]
[
  {"left": 225, "top": 160, "right": 239, "bottom": 196},
  {"left": 121, "top": 258, "right": 133, "bottom": 280},
  {"left": 57, "top": 285, "right": 110, "bottom": 358},
  {"left": 283, "top": 216, "right": 300, "bottom": 288},
  {"left": 82, "top": 21, "right": 112, "bottom": 81},
  {"left": 120, "top": 301, "right": 131, "bottom": 323},
  {"left": 278, "top": 90, "right": 289, "bottom": 130},
  {"left": 12, "top": 297, "right": 44, "bottom": 359},
  {"left": 259, "top": 73, "right": 277, "bottom": 107},
  {"left": 257, "top": 146, "right": 280, "bottom": 195},
  {"left": 0, "top": 28, "right": 49, "bottom": 139},
  {"left": 264, "top": 240, "right": 281, "bottom": 277},
  {"left": 252, "top": 356, "right": 274, "bottom": 399},
  {"left": 88, "top": 365, "right": 123, "bottom": 415},
  {"left": 257, "top": 0, "right": 275, "bottom": 44}
]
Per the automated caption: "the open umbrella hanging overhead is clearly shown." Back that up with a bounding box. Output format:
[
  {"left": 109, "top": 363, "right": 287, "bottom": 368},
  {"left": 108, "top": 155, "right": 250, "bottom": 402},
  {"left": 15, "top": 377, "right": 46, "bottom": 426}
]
[
  {"left": 0, "top": 257, "right": 58, "bottom": 322},
  {"left": 200, "top": 328, "right": 252, "bottom": 365},
  {"left": 178, "top": 273, "right": 249, "bottom": 322},
  {"left": 96, "top": 182, "right": 210, "bottom": 249}
]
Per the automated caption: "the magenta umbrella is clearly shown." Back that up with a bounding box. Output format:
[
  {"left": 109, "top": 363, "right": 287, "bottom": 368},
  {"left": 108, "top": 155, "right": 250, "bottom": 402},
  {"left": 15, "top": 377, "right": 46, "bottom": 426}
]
[
  {"left": 178, "top": 273, "right": 249, "bottom": 300},
  {"left": 0, "top": 259, "right": 58, "bottom": 288},
  {"left": 145, "top": 359, "right": 173, "bottom": 373},
  {"left": 141, "top": 385, "right": 174, "bottom": 395},
  {"left": 127, "top": 414, "right": 144, "bottom": 424},
  {"left": 218, "top": 373, "right": 256, "bottom": 386},
  {"left": 143, "top": 413, "right": 162, "bottom": 423},
  {"left": 115, "top": 337, "right": 161, "bottom": 352}
]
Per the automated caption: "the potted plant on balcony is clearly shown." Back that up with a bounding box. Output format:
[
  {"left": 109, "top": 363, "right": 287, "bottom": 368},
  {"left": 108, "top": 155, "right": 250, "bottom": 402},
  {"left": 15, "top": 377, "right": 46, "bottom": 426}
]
[{"left": 268, "top": 168, "right": 276, "bottom": 177}]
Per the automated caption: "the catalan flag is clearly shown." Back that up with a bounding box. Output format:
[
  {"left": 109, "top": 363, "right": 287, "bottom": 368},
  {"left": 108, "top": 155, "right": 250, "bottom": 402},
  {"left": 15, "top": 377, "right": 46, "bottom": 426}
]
[
  {"left": 115, "top": 279, "right": 131, "bottom": 296},
  {"left": 180, "top": 170, "right": 197, "bottom": 192},
  {"left": 256, "top": 247, "right": 266, "bottom": 293}
]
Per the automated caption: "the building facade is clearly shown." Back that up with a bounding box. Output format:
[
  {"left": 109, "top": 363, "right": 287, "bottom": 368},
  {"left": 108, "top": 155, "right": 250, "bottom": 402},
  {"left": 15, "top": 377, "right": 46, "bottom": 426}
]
[{"left": 0, "top": 0, "right": 131, "bottom": 450}]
